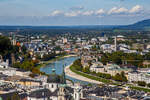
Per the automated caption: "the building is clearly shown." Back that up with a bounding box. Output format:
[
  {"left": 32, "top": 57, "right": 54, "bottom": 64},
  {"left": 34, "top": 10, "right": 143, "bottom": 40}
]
[
  {"left": 28, "top": 68, "right": 83, "bottom": 100},
  {"left": 116, "top": 35, "right": 125, "bottom": 41},
  {"left": 0, "top": 60, "right": 9, "bottom": 69},
  {"left": 63, "top": 38, "right": 68, "bottom": 44},
  {"left": 128, "top": 71, "right": 150, "bottom": 84}
]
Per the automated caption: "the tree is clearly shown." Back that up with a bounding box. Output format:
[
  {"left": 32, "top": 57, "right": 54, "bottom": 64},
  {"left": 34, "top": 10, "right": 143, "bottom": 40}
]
[
  {"left": 82, "top": 67, "right": 90, "bottom": 74},
  {"left": 21, "top": 45, "right": 27, "bottom": 54},
  {"left": 147, "top": 83, "right": 150, "bottom": 88},
  {"left": 113, "top": 72, "right": 127, "bottom": 82},
  {"left": 32, "top": 68, "right": 41, "bottom": 74},
  {"left": 120, "top": 71, "right": 128, "bottom": 82},
  {"left": 54, "top": 46, "right": 62, "bottom": 51},
  {"left": 73, "top": 59, "right": 83, "bottom": 71},
  {"left": 138, "top": 81, "right": 146, "bottom": 87},
  {"left": 113, "top": 73, "right": 122, "bottom": 82},
  {"left": 0, "top": 36, "right": 13, "bottom": 56},
  {"left": 6, "top": 93, "right": 20, "bottom": 100},
  {"left": 13, "top": 60, "right": 35, "bottom": 71},
  {"left": 105, "top": 74, "right": 111, "bottom": 79},
  {"left": 11, "top": 93, "right": 20, "bottom": 100},
  {"left": 91, "top": 45, "right": 98, "bottom": 51},
  {"left": 100, "top": 51, "right": 144, "bottom": 67}
]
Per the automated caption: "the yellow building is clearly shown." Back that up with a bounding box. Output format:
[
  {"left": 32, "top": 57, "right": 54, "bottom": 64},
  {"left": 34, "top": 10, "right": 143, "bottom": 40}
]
[{"left": 17, "top": 79, "right": 41, "bottom": 87}]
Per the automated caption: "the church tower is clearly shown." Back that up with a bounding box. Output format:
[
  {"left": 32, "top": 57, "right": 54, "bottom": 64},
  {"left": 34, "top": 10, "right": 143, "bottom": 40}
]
[
  {"left": 11, "top": 53, "right": 15, "bottom": 65},
  {"left": 58, "top": 86, "right": 66, "bottom": 100},
  {"left": 73, "top": 83, "right": 83, "bottom": 100},
  {"left": 114, "top": 36, "right": 117, "bottom": 52},
  {"left": 61, "top": 65, "right": 66, "bottom": 84},
  {"left": 12, "top": 34, "right": 16, "bottom": 46}
]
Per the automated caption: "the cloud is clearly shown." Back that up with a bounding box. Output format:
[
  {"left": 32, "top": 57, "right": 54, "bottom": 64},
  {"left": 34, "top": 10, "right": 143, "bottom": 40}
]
[
  {"left": 129, "top": 5, "right": 143, "bottom": 13},
  {"left": 64, "top": 11, "right": 81, "bottom": 17},
  {"left": 65, "top": 9, "right": 104, "bottom": 17},
  {"left": 70, "top": 6, "right": 84, "bottom": 11},
  {"left": 82, "top": 10, "right": 94, "bottom": 16},
  {"left": 49, "top": 5, "right": 144, "bottom": 18},
  {"left": 108, "top": 7, "right": 128, "bottom": 14},
  {"left": 49, "top": 10, "right": 63, "bottom": 16},
  {"left": 95, "top": 9, "right": 105, "bottom": 15},
  {"left": 108, "top": 5, "right": 143, "bottom": 15}
]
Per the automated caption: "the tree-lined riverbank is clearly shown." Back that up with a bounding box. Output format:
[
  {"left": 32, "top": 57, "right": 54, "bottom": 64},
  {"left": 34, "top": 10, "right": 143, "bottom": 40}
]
[{"left": 65, "top": 64, "right": 102, "bottom": 84}]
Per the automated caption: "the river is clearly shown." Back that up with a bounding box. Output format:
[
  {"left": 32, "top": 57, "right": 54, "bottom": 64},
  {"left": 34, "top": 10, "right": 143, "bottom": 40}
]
[{"left": 40, "top": 56, "right": 89, "bottom": 84}]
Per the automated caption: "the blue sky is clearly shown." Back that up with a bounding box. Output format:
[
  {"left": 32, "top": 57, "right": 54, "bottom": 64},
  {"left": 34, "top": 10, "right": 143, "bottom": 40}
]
[{"left": 0, "top": 0, "right": 150, "bottom": 25}]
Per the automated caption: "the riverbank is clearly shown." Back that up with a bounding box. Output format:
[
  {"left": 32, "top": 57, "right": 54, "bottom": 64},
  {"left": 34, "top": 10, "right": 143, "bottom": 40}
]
[{"left": 65, "top": 63, "right": 102, "bottom": 84}]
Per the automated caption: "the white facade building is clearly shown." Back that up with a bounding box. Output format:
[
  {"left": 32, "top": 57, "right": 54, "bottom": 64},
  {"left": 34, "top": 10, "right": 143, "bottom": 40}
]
[
  {"left": 128, "top": 72, "right": 150, "bottom": 84},
  {"left": 0, "top": 59, "right": 9, "bottom": 69}
]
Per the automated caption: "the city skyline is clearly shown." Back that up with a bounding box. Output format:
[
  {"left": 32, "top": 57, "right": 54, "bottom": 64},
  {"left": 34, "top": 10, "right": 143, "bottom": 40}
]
[{"left": 0, "top": 0, "right": 150, "bottom": 25}]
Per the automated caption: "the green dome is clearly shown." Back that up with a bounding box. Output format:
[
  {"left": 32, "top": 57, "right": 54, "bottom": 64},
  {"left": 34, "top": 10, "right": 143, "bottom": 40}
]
[
  {"left": 47, "top": 68, "right": 66, "bottom": 84},
  {"left": 47, "top": 74, "right": 61, "bottom": 83}
]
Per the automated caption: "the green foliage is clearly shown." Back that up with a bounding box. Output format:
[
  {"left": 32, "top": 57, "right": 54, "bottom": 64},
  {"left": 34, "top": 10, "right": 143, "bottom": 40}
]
[
  {"left": 41, "top": 52, "right": 66, "bottom": 61},
  {"left": 113, "top": 73, "right": 122, "bottom": 82},
  {"left": 138, "top": 81, "right": 146, "bottom": 87},
  {"left": 113, "top": 71, "right": 127, "bottom": 82},
  {"left": 0, "top": 35, "right": 27, "bottom": 62},
  {"left": 96, "top": 72, "right": 111, "bottom": 79},
  {"left": 11, "top": 93, "right": 20, "bottom": 100},
  {"left": 0, "top": 35, "right": 13, "bottom": 56},
  {"left": 70, "top": 59, "right": 115, "bottom": 84},
  {"left": 145, "top": 52, "right": 150, "bottom": 60},
  {"left": 91, "top": 45, "right": 98, "bottom": 51},
  {"left": 101, "top": 55, "right": 109, "bottom": 65},
  {"left": 147, "top": 83, "right": 150, "bottom": 88},
  {"left": 101, "top": 51, "right": 144, "bottom": 67},
  {"left": 42, "top": 53, "right": 56, "bottom": 61},
  {"left": 82, "top": 67, "right": 90, "bottom": 74},
  {"left": 70, "top": 59, "right": 125, "bottom": 85},
  {"left": 73, "top": 59, "right": 83, "bottom": 71},
  {"left": 13, "top": 60, "right": 35, "bottom": 71},
  {"left": 6, "top": 93, "right": 20, "bottom": 100},
  {"left": 54, "top": 46, "right": 62, "bottom": 51},
  {"left": 121, "top": 71, "right": 128, "bottom": 82},
  {"left": 21, "top": 45, "right": 27, "bottom": 54}
]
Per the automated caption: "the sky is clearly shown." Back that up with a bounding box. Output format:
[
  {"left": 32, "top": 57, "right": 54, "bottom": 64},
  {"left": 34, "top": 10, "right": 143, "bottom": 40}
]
[{"left": 0, "top": 0, "right": 150, "bottom": 26}]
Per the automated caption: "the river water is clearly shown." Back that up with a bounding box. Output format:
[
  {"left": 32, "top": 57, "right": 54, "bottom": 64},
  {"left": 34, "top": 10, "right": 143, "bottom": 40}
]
[{"left": 40, "top": 56, "right": 89, "bottom": 84}]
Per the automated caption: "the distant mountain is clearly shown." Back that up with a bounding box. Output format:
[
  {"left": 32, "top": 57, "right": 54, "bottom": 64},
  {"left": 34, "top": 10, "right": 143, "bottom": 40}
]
[
  {"left": 117, "top": 19, "right": 150, "bottom": 30},
  {"left": 133, "top": 19, "right": 150, "bottom": 27},
  {"left": 0, "top": 19, "right": 150, "bottom": 31}
]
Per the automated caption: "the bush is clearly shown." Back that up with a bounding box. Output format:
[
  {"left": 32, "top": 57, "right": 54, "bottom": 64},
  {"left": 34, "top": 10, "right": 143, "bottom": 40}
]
[
  {"left": 105, "top": 74, "right": 112, "bottom": 79},
  {"left": 113, "top": 72, "right": 128, "bottom": 82},
  {"left": 147, "top": 83, "right": 150, "bottom": 88},
  {"left": 138, "top": 81, "right": 146, "bottom": 87},
  {"left": 82, "top": 67, "right": 90, "bottom": 74}
]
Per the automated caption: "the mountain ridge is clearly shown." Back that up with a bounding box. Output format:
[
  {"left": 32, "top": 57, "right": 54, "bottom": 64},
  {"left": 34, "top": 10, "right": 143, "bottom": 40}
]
[{"left": 0, "top": 19, "right": 150, "bottom": 30}]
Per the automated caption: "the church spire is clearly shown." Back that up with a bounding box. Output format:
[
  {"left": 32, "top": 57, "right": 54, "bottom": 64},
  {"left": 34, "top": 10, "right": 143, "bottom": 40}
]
[{"left": 62, "top": 64, "right": 66, "bottom": 84}]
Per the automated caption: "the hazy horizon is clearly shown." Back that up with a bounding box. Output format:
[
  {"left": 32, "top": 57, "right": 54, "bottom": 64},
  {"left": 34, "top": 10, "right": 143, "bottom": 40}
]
[{"left": 0, "top": 0, "right": 150, "bottom": 25}]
